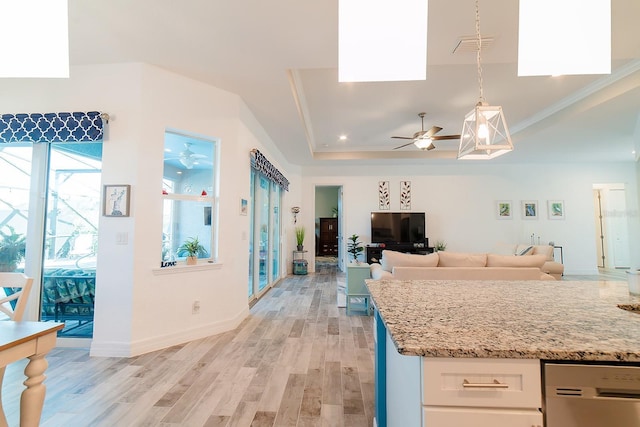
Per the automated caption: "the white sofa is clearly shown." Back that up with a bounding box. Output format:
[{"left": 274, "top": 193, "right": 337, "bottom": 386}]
[
  {"left": 492, "top": 243, "right": 564, "bottom": 280},
  {"left": 370, "top": 250, "right": 556, "bottom": 281}
]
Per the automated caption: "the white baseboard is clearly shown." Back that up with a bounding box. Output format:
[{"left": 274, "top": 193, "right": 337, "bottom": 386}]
[{"left": 89, "top": 306, "right": 249, "bottom": 357}]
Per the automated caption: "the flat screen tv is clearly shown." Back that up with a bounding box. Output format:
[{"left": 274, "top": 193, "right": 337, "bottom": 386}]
[{"left": 371, "top": 212, "right": 426, "bottom": 245}]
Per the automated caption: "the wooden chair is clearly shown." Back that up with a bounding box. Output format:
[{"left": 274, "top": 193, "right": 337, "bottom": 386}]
[
  {"left": 0, "top": 272, "right": 34, "bottom": 321},
  {"left": 0, "top": 273, "right": 34, "bottom": 425}
]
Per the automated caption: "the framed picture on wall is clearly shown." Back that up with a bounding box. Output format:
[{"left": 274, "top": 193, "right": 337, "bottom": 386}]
[
  {"left": 548, "top": 200, "right": 565, "bottom": 219},
  {"left": 496, "top": 200, "right": 512, "bottom": 219},
  {"left": 400, "top": 181, "right": 411, "bottom": 210},
  {"left": 103, "top": 185, "right": 131, "bottom": 217},
  {"left": 378, "top": 181, "right": 390, "bottom": 210},
  {"left": 521, "top": 200, "right": 538, "bottom": 220}
]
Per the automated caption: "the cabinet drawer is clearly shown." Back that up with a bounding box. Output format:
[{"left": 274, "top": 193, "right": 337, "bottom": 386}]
[
  {"left": 423, "top": 406, "right": 543, "bottom": 427},
  {"left": 422, "top": 358, "right": 541, "bottom": 408}
]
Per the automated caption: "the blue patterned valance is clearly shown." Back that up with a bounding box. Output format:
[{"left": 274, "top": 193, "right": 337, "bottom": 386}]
[
  {"left": 0, "top": 111, "right": 105, "bottom": 143},
  {"left": 250, "top": 149, "right": 289, "bottom": 191}
]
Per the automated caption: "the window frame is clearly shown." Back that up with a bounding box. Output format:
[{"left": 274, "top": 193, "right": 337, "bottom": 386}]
[{"left": 161, "top": 129, "right": 220, "bottom": 266}]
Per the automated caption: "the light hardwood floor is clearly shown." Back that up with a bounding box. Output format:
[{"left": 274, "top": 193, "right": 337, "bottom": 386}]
[{"left": 3, "top": 263, "right": 374, "bottom": 427}]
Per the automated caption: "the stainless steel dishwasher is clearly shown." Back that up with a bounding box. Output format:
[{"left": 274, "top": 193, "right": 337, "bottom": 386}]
[{"left": 544, "top": 362, "right": 640, "bottom": 426}]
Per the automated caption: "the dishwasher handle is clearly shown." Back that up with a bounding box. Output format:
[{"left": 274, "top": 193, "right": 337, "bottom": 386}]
[{"left": 597, "top": 388, "right": 640, "bottom": 400}]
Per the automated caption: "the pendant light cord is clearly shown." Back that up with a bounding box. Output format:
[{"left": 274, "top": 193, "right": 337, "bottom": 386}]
[{"left": 475, "top": 0, "right": 485, "bottom": 104}]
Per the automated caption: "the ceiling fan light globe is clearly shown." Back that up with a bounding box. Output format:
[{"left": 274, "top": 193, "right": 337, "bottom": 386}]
[{"left": 414, "top": 139, "right": 432, "bottom": 150}]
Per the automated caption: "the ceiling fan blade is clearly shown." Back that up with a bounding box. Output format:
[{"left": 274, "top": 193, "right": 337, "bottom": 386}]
[
  {"left": 431, "top": 134, "right": 461, "bottom": 141},
  {"left": 392, "top": 141, "right": 416, "bottom": 150},
  {"left": 425, "top": 126, "right": 443, "bottom": 138},
  {"left": 391, "top": 136, "right": 413, "bottom": 140},
  {"left": 427, "top": 143, "right": 436, "bottom": 151}
]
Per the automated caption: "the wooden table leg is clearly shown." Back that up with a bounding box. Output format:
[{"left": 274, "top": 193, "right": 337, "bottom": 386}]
[{"left": 20, "top": 354, "right": 48, "bottom": 427}]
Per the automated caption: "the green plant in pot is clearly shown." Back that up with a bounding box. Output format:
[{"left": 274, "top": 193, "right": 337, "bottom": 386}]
[
  {"left": 0, "top": 226, "right": 26, "bottom": 272},
  {"left": 347, "top": 234, "right": 364, "bottom": 264},
  {"left": 434, "top": 240, "right": 447, "bottom": 252},
  {"left": 295, "top": 226, "right": 305, "bottom": 251},
  {"left": 177, "top": 236, "right": 208, "bottom": 265}
]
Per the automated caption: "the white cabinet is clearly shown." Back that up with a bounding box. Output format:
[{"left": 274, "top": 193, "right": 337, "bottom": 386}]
[
  {"left": 422, "top": 358, "right": 542, "bottom": 427},
  {"left": 423, "top": 407, "right": 542, "bottom": 427}
]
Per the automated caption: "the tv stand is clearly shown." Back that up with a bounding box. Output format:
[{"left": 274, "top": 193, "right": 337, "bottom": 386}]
[{"left": 366, "top": 241, "right": 433, "bottom": 264}]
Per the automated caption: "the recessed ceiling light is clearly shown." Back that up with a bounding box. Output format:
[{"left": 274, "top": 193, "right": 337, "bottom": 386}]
[{"left": 339, "top": 135, "right": 348, "bottom": 141}]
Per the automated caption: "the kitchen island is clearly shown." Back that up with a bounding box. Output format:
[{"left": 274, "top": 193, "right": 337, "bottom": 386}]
[{"left": 366, "top": 279, "right": 640, "bottom": 427}]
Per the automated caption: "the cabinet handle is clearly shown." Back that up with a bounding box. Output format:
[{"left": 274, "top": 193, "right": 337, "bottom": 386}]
[{"left": 462, "top": 379, "right": 509, "bottom": 389}]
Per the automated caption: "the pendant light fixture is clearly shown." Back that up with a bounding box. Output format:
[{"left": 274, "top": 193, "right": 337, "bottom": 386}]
[{"left": 457, "top": 0, "right": 513, "bottom": 160}]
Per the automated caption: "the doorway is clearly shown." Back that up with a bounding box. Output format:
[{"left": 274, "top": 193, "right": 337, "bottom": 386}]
[
  {"left": 593, "top": 184, "right": 631, "bottom": 270},
  {"left": 314, "top": 185, "right": 343, "bottom": 271}
]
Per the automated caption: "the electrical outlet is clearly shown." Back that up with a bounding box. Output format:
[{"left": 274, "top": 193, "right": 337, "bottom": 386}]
[{"left": 192, "top": 300, "right": 200, "bottom": 314}]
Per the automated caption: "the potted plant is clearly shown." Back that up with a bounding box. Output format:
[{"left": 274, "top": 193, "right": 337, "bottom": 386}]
[
  {"left": 177, "top": 236, "right": 208, "bottom": 265},
  {"left": 434, "top": 240, "right": 447, "bottom": 252},
  {"left": 295, "top": 226, "right": 305, "bottom": 251},
  {"left": 347, "top": 234, "right": 364, "bottom": 264},
  {"left": 0, "top": 226, "right": 26, "bottom": 272}
]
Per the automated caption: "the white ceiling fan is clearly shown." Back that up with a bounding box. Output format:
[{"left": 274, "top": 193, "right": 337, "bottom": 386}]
[
  {"left": 166, "top": 142, "right": 208, "bottom": 169},
  {"left": 392, "top": 112, "right": 461, "bottom": 151}
]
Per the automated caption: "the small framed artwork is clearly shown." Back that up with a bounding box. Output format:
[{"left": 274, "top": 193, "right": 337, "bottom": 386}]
[
  {"left": 240, "top": 198, "right": 248, "bottom": 215},
  {"left": 548, "top": 200, "right": 565, "bottom": 220},
  {"left": 521, "top": 200, "right": 538, "bottom": 220},
  {"left": 103, "top": 185, "right": 131, "bottom": 217},
  {"left": 400, "top": 181, "right": 411, "bottom": 210},
  {"left": 204, "top": 206, "right": 212, "bottom": 225},
  {"left": 378, "top": 181, "right": 390, "bottom": 210},
  {"left": 496, "top": 200, "right": 512, "bottom": 219}
]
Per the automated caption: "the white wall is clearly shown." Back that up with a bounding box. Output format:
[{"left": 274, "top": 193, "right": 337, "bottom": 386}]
[
  {"left": 0, "top": 63, "right": 301, "bottom": 356},
  {"left": 301, "top": 162, "right": 639, "bottom": 275}
]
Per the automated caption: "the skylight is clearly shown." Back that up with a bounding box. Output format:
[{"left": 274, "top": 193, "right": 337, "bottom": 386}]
[
  {"left": 0, "top": 0, "right": 69, "bottom": 78},
  {"left": 338, "top": 0, "right": 428, "bottom": 82},
  {"left": 518, "top": 0, "right": 610, "bottom": 76}
]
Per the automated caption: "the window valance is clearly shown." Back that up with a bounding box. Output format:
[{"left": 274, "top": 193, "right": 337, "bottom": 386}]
[
  {"left": 0, "top": 111, "right": 106, "bottom": 143},
  {"left": 250, "top": 149, "right": 289, "bottom": 191}
]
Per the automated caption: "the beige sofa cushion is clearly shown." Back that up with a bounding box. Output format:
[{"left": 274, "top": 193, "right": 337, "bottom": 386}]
[
  {"left": 380, "top": 250, "right": 439, "bottom": 272},
  {"left": 437, "top": 252, "right": 487, "bottom": 267},
  {"left": 532, "top": 245, "right": 554, "bottom": 261},
  {"left": 486, "top": 254, "right": 547, "bottom": 269},
  {"left": 392, "top": 267, "right": 548, "bottom": 281}
]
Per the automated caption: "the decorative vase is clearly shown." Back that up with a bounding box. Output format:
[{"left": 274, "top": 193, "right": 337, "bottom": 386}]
[
  {"left": 297, "top": 245, "right": 304, "bottom": 251},
  {"left": 186, "top": 256, "right": 198, "bottom": 265}
]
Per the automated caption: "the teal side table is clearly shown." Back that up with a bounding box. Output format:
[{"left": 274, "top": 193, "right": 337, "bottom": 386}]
[{"left": 346, "top": 262, "right": 371, "bottom": 315}]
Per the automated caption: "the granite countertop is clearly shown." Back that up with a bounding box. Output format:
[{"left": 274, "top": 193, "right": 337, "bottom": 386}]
[{"left": 366, "top": 279, "right": 640, "bottom": 361}]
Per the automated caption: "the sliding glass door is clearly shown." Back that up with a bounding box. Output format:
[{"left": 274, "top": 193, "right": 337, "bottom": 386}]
[
  {"left": 248, "top": 170, "right": 282, "bottom": 300},
  {"left": 0, "top": 142, "right": 102, "bottom": 337}
]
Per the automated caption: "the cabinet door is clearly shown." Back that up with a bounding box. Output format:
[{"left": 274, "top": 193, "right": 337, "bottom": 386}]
[
  {"left": 423, "top": 407, "right": 543, "bottom": 427},
  {"left": 422, "top": 358, "right": 541, "bottom": 408}
]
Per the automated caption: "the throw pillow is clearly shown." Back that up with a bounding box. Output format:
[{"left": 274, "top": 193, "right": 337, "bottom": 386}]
[
  {"left": 532, "top": 245, "right": 554, "bottom": 261},
  {"left": 437, "top": 252, "right": 487, "bottom": 267},
  {"left": 380, "top": 250, "right": 439, "bottom": 272},
  {"left": 516, "top": 245, "right": 533, "bottom": 256}
]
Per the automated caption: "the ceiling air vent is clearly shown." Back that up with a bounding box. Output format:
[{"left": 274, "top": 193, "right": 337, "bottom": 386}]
[{"left": 452, "top": 36, "right": 495, "bottom": 54}]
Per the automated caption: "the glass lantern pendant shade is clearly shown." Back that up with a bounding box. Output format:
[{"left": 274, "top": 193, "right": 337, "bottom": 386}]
[
  {"left": 457, "top": 0, "right": 513, "bottom": 160},
  {"left": 458, "top": 101, "right": 513, "bottom": 159}
]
